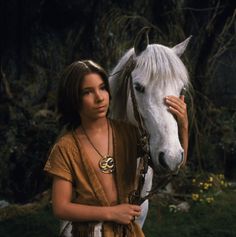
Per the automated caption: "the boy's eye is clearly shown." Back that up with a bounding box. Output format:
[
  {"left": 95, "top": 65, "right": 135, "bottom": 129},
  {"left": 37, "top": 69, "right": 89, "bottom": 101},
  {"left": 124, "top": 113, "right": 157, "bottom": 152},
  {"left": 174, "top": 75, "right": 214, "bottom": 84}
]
[
  {"left": 100, "top": 84, "right": 106, "bottom": 90},
  {"left": 82, "top": 90, "right": 91, "bottom": 95}
]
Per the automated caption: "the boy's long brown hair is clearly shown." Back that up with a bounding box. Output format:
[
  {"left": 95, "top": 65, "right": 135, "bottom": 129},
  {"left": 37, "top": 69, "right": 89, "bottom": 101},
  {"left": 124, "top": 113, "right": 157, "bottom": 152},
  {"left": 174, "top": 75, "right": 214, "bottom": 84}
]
[{"left": 57, "top": 60, "right": 111, "bottom": 130}]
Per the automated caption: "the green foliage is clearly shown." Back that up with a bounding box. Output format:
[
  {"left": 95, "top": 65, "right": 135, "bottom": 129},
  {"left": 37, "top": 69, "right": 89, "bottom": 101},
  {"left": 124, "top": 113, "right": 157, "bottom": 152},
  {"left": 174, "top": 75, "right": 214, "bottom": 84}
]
[
  {"left": 193, "top": 106, "right": 236, "bottom": 176},
  {"left": 0, "top": 206, "right": 59, "bottom": 237},
  {"left": 144, "top": 191, "right": 236, "bottom": 237},
  {"left": 0, "top": 107, "right": 58, "bottom": 202},
  {"left": 0, "top": 189, "right": 235, "bottom": 237},
  {"left": 152, "top": 169, "right": 232, "bottom": 210},
  {"left": 190, "top": 173, "right": 229, "bottom": 204}
]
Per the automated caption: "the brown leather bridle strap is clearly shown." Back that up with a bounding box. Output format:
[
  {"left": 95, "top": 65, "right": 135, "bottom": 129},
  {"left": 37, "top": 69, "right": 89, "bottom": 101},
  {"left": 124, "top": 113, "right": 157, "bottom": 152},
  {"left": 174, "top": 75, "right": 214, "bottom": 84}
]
[
  {"left": 129, "top": 71, "right": 151, "bottom": 156},
  {"left": 119, "top": 56, "right": 152, "bottom": 205},
  {"left": 122, "top": 56, "right": 150, "bottom": 148},
  {"left": 122, "top": 56, "right": 177, "bottom": 206}
]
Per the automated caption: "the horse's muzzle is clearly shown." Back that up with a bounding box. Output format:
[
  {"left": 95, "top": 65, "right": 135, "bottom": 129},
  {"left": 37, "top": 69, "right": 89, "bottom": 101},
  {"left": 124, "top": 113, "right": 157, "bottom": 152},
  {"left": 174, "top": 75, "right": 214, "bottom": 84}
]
[{"left": 158, "top": 151, "right": 184, "bottom": 173}]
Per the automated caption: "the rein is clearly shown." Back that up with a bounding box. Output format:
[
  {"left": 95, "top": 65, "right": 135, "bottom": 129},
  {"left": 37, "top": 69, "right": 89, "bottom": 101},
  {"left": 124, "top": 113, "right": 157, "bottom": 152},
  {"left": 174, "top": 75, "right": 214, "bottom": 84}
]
[
  {"left": 118, "top": 56, "right": 152, "bottom": 205},
  {"left": 123, "top": 56, "right": 176, "bottom": 205}
]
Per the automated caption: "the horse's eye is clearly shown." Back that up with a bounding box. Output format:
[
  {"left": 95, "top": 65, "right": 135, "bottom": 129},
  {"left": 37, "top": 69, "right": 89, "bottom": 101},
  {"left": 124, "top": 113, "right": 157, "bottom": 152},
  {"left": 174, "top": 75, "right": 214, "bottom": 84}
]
[{"left": 134, "top": 82, "right": 145, "bottom": 93}]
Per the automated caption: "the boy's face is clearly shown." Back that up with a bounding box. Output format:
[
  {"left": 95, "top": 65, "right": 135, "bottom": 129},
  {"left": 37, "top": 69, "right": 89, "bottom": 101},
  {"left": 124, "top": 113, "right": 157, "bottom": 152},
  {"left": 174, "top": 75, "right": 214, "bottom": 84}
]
[{"left": 79, "top": 73, "right": 110, "bottom": 121}]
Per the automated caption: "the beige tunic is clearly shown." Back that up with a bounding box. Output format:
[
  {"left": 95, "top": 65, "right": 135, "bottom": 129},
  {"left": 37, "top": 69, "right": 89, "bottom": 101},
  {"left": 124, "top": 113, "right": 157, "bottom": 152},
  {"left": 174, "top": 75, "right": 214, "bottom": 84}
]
[{"left": 44, "top": 119, "right": 144, "bottom": 237}]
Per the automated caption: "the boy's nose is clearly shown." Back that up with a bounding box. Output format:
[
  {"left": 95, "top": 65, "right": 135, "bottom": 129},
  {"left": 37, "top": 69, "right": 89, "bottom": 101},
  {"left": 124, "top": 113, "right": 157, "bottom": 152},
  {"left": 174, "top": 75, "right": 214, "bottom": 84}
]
[{"left": 95, "top": 91, "right": 104, "bottom": 102}]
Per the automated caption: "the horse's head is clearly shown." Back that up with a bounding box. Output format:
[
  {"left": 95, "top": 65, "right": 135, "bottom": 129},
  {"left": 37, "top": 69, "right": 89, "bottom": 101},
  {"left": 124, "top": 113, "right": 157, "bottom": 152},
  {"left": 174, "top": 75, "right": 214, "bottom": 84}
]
[{"left": 109, "top": 28, "right": 191, "bottom": 172}]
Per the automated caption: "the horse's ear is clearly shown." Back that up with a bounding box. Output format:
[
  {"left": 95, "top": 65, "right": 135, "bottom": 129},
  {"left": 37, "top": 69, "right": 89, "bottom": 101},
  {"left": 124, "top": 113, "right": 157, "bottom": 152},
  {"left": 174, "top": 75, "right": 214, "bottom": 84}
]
[
  {"left": 172, "top": 36, "right": 192, "bottom": 57},
  {"left": 134, "top": 27, "right": 150, "bottom": 56}
]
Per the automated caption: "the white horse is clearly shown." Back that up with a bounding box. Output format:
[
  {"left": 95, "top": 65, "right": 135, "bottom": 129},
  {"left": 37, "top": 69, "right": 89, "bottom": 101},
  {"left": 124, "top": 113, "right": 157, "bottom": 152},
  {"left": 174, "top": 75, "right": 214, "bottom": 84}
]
[
  {"left": 60, "top": 28, "right": 191, "bottom": 236},
  {"left": 109, "top": 28, "right": 191, "bottom": 227}
]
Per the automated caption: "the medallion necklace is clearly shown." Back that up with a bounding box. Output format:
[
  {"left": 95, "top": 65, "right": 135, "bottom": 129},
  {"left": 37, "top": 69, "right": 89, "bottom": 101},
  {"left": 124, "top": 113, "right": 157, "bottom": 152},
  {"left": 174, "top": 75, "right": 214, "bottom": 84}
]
[{"left": 81, "top": 119, "right": 115, "bottom": 174}]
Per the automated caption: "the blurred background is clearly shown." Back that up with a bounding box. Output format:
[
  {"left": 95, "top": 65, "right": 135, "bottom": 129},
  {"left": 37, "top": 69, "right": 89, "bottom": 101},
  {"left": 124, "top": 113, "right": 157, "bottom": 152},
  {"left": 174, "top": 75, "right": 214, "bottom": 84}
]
[{"left": 0, "top": 0, "right": 235, "bottom": 236}]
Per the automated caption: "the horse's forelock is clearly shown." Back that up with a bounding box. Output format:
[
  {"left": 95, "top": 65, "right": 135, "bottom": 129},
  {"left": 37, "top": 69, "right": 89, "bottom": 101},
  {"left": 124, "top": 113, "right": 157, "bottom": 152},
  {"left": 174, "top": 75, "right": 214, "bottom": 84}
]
[{"left": 135, "top": 45, "right": 189, "bottom": 89}]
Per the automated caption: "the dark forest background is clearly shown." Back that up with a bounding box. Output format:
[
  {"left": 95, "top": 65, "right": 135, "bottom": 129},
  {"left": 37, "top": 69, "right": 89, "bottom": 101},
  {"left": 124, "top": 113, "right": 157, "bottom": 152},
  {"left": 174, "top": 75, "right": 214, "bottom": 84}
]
[{"left": 0, "top": 0, "right": 235, "bottom": 204}]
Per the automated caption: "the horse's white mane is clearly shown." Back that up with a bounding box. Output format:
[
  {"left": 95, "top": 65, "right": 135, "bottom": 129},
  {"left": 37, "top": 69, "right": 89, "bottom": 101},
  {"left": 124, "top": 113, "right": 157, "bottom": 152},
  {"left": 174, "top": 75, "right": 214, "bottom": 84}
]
[
  {"left": 109, "top": 43, "right": 189, "bottom": 120},
  {"left": 113, "top": 44, "right": 188, "bottom": 81}
]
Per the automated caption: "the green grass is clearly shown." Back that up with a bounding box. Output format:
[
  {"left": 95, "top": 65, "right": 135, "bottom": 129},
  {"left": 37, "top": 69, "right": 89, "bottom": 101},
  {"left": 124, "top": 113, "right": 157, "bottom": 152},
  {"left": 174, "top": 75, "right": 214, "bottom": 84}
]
[
  {"left": 0, "top": 205, "right": 59, "bottom": 237},
  {"left": 143, "top": 190, "right": 236, "bottom": 237},
  {"left": 0, "top": 191, "right": 235, "bottom": 237}
]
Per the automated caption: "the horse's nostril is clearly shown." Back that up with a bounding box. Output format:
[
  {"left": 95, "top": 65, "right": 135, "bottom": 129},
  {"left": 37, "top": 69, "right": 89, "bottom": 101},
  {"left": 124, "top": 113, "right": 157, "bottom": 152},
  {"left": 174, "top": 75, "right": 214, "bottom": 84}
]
[{"left": 159, "top": 152, "right": 168, "bottom": 168}]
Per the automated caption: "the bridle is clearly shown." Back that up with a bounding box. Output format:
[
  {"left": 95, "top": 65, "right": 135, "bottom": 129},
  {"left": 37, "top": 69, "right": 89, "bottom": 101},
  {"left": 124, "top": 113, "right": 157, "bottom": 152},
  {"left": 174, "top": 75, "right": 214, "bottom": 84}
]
[
  {"left": 118, "top": 56, "right": 151, "bottom": 204},
  {"left": 120, "top": 56, "right": 177, "bottom": 205}
]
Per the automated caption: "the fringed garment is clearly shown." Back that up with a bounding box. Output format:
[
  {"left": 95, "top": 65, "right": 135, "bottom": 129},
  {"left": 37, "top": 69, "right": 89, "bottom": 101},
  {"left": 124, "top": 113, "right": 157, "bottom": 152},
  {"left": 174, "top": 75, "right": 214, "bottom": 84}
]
[{"left": 44, "top": 119, "right": 144, "bottom": 237}]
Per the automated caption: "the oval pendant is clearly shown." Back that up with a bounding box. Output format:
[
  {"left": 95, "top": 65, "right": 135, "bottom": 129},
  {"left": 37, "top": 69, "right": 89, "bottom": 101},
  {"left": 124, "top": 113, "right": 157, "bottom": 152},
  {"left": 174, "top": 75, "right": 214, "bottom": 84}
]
[{"left": 99, "top": 156, "right": 115, "bottom": 174}]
